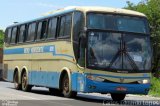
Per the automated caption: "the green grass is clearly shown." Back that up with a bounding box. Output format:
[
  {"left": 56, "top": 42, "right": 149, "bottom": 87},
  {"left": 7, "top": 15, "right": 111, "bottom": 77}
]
[{"left": 149, "top": 77, "right": 160, "bottom": 97}]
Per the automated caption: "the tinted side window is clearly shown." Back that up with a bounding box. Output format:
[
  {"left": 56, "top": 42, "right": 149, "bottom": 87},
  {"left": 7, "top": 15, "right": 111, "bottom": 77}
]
[
  {"left": 7, "top": 28, "right": 12, "bottom": 44},
  {"left": 19, "top": 25, "right": 26, "bottom": 43},
  {"left": 59, "top": 14, "right": 72, "bottom": 37},
  {"left": 27, "top": 23, "right": 36, "bottom": 41},
  {"left": 11, "top": 27, "right": 17, "bottom": 44},
  {"left": 48, "top": 18, "right": 57, "bottom": 39},
  {"left": 73, "top": 11, "right": 84, "bottom": 61},
  {"left": 36, "top": 20, "right": 47, "bottom": 40},
  {"left": 73, "top": 12, "right": 84, "bottom": 42},
  {"left": 59, "top": 17, "right": 65, "bottom": 37},
  {"left": 65, "top": 15, "right": 72, "bottom": 36},
  {"left": 41, "top": 21, "right": 47, "bottom": 39},
  {"left": 36, "top": 22, "right": 42, "bottom": 40}
]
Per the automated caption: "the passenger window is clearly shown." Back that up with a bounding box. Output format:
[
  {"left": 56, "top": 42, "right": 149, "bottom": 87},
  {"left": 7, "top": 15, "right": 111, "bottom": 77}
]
[
  {"left": 7, "top": 28, "right": 12, "bottom": 44},
  {"left": 65, "top": 15, "right": 72, "bottom": 36},
  {"left": 27, "top": 23, "right": 36, "bottom": 41},
  {"left": 36, "top": 20, "right": 47, "bottom": 40},
  {"left": 73, "top": 11, "right": 84, "bottom": 61},
  {"left": 59, "top": 14, "right": 72, "bottom": 37},
  {"left": 11, "top": 27, "right": 17, "bottom": 44},
  {"left": 73, "top": 12, "right": 84, "bottom": 42},
  {"left": 59, "top": 17, "right": 65, "bottom": 37},
  {"left": 36, "top": 22, "right": 42, "bottom": 40},
  {"left": 48, "top": 18, "right": 57, "bottom": 39},
  {"left": 19, "top": 25, "right": 26, "bottom": 43}
]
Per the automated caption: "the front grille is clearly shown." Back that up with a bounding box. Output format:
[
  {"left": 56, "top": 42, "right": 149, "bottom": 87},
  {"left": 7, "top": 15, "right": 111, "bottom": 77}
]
[{"left": 103, "top": 79, "right": 139, "bottom": 84}]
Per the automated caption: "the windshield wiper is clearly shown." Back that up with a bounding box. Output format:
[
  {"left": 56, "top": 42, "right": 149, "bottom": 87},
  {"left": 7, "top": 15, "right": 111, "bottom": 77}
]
[
  {"left": 108, "top": 41, "right": 139, "bottom": 71},
  {"left": 108, "top": 40, "right": 122, "bottom": 69},
  {"left": 123, "top": 42, "right": 139, "bottom": 71},
  {"left": 108, "top": 49, "right": 121, "bottom": 69}
]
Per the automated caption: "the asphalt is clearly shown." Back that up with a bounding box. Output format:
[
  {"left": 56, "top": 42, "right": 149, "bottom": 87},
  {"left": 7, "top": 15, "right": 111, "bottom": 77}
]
[{"left": 0, "top": 81, "right": 160, "bottom": 106}]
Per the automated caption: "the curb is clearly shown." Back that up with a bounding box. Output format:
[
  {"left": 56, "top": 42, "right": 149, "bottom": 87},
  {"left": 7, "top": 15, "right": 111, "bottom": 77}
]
[{"left": 128, "top": 94, "right": 160, "bottom": 100}]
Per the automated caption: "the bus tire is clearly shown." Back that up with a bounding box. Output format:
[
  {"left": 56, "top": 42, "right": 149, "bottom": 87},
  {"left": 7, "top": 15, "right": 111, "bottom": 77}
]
[
  {"left": 111, "top": 93, "right": 126, "bottom": 101},
  {"left": 13, "top": 71, "right": 21, "bottom": 90},
  {"left": 62, "top": 74, "right": 77, "bottom": 98},
  {"left": 21, "top": 71, "right": 32, "bottom": 92},
  {"left": 49, "top": 88, "right": 62, "bottom": 96}
]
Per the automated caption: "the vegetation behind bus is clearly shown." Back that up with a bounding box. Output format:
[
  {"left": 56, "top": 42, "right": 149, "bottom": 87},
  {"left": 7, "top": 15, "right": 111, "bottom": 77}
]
[
  {"left": 125, "top": 0, "right": 160, "bottom": 77},
  {"left": 0, "top": 29, "right": 3, "bottom": 79},
  {"left": 125, "top": 0, "right": 160, "bottom": 97},
  {"left": 0, "top": 30, "right": 4, "bottom": 47}
]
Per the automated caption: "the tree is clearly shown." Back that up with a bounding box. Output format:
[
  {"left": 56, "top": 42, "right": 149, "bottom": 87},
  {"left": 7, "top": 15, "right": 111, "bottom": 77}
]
[
  {"left": 0, "top": 30, "right": 4, "bottom": 47},
  {"left": 125, "top": 0, "right": 160, "bottom": 77}
]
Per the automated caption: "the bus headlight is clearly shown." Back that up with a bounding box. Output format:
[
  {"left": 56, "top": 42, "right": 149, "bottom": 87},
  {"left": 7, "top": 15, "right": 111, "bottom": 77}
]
[
  {"left": 87, "top": 75, "right": 96, "bottom": 80},
  {"left": 95, "top": 76, "right": 105, "bottom": 82},
  {"left": 138, "top": 79, "right": 150, "bottom": 84}
]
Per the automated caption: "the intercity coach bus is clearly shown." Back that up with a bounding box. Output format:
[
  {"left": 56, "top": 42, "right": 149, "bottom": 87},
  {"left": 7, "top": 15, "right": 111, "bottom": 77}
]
[{"left": 4, "top": 6, "right": 152, "bottom": 101}]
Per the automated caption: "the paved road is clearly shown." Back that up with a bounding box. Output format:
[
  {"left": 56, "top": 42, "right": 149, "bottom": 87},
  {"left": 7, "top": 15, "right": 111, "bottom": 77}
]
[{"left": 0, "top": 81, "right": 160, "bottom": 106}]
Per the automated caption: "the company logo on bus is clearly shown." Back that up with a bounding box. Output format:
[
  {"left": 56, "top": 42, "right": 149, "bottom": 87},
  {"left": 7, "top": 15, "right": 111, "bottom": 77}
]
[{"left": 120, "top": 78, "right": 124, "bottom": 83}]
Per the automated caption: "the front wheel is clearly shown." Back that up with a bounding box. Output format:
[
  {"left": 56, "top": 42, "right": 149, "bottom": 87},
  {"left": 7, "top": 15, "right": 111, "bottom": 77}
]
[
  {"left": 21, "top": 71, "right": 32, "bottom": 92},
  {"left": 111, "top": 93, "right": 126, "bottom": 101},
  {"left": 62, "top": 74, "right": 77, "bottom": 98}
]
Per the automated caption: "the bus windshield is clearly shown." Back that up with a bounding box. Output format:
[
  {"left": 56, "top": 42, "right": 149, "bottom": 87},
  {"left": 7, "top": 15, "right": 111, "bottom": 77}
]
[
  {"left": 87, "top": 31, "right": 152, "bottom": 72},
  {"left": 87, "top": 13, "right": 151, "bottom": 72},
  {"left": 87, "top": 13, "right": 149, "bottom": 34}
]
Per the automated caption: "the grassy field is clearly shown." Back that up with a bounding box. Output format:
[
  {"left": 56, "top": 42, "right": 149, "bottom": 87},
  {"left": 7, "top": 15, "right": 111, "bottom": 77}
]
[{"left": 149, "top": 77, "right": 160, "bottom": 97}]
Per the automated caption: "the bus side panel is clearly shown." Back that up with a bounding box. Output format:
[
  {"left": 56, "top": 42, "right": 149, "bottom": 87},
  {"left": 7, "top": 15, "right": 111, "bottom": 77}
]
[
  {"left": 3, "top": 61, "right": 15, "bottom": 82},
  {"left": 47, "top": 71, "right": 60, "bottom": 88},
  {"left": 7, "top": 69, "right": 14, "bottom": 82},
  {"left": 3, "top": 41, "right": 79, "bottom": 90},
  {"left": 28, "top": 71, "right": 60, "bottom": 88},
  {"left": 71, "top": 72, "right": 77, "bottom": 91},
  {"left": 71, "top": 72, "right": 86, "bottom": 92}
]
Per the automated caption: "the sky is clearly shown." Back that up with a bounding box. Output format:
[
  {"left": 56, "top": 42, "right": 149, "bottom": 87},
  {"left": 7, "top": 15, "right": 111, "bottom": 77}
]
[{"left": 0, "top": 0, "right": 142, "bottom": 30}]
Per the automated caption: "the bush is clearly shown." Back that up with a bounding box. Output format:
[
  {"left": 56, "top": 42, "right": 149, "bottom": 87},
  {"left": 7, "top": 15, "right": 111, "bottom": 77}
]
[
  {"left": 149, "top": 77, "right": 160, "bottom": 97},
  {"left": 0, "top": 30, "right": 4, "bottom": 47}
]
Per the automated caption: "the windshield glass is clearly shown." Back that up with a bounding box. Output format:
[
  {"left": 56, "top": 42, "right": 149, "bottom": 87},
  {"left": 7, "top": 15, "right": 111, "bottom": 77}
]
[
  {"left": 87, "top": 13, "right": 149, "bottom": 34},
  {"left": 87, "top": 31, "right": 152, "bottom": 71}
]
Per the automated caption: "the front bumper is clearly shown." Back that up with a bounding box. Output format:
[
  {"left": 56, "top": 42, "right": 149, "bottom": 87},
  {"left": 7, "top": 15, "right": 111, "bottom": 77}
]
[{"left": 83, "top": 78, "right": 150, "bottom": 94}]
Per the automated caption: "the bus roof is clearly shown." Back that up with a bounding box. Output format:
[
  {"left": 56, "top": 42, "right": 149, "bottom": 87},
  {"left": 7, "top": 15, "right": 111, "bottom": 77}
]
[
  {"left": 74, "top": 6, "right": 146, "bottom": 17},
  {"left": 7, "top": 6, "right": 146, "bottom": 28},
  {"left": 43, "top": 6, "right": 146, "bottom": 16}
]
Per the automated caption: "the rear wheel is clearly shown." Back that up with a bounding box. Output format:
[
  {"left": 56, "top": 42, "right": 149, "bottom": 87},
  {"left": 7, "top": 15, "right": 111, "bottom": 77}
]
[
  {"left": 62, "top": 74, "right": 77, "bottom": 98},
  {"left": 111, "top": 93, "right": 126, "bottom": 101},
  {"left": 13, "top": 71, "right": 21, "bottom": 90},
  {"left": 21, "top": 71, "right": 32, "bottom": 92}
]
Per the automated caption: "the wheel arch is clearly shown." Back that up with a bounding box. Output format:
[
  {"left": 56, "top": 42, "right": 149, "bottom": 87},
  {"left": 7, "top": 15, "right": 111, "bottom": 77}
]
[{"left": 59, "top": 67, "right": 72, "bottom": 90}]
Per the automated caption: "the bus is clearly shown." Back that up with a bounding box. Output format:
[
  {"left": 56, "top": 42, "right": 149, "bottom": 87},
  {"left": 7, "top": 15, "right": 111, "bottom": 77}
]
[{"left": 3, "top": 6, "right": 152, "bottom": 101}]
